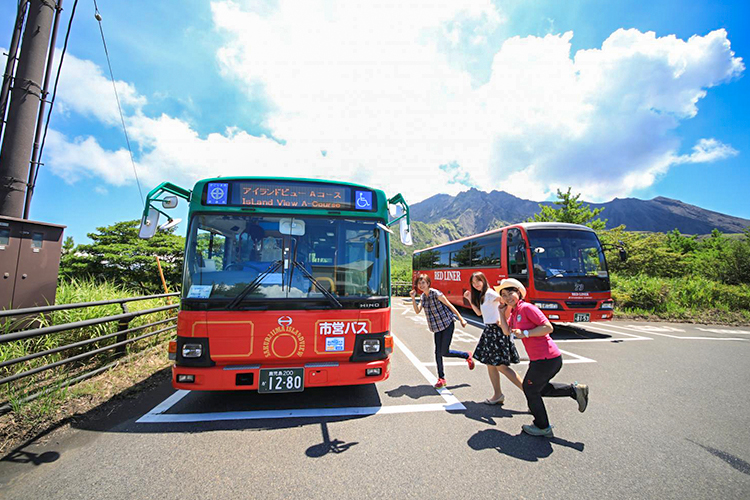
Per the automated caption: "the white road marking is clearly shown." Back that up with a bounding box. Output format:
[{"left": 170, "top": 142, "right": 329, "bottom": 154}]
[
  {"left": 137, "top": 390, "right": 190, "bottom": 422},
  {"left": 452, "top": 330, "right": 479, "bottom": 343},
  {"left": 425, "top": 358, "right": 595, "bottom": 367},
  {"left": 137, "top": 402, "right": 460, "bottom": 424},
  {"left": 136, "top": 332, "right": 465, "bottom": 424},
  {"left": 557, "top": 348, "right": 596, "bottom": 364},
  {"left": 697, "top": 327, "right": 750, "bottom": 334},
  {"left": 570, "top": 323, "right": 653, "bottom": 341},
  {"left": 392, "top": 334, "right": 464, "bottom": 410},
  {"left": 600, "top": 323, "right": 749, "bottom": 341}
]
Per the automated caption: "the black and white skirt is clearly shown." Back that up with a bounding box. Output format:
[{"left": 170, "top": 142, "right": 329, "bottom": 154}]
[{"left": 472, "top": 324, "right": 520, "bottom": 366}]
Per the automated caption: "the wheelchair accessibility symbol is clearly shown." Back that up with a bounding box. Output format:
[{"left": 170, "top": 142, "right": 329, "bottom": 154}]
[{"left": 355, "top": 190, "right": 372, "bottom": 210}]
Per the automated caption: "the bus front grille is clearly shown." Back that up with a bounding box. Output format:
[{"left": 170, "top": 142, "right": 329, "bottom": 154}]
[{"left": 565, "top": 301, "right": 598, "bottom": 309}]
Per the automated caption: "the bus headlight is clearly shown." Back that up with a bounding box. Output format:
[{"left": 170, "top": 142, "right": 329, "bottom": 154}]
[
  {"left": 534, "top": 302, "right": 561, "bottom": 310},
  {"left": 600, "top": 301, "right": 614, "bottom": 310},
  {"left": 182, "top": 343, "right": 204, "bottom": 358},
  {"left": 362, "top": 339, "right": 381, "bottom": 353}
]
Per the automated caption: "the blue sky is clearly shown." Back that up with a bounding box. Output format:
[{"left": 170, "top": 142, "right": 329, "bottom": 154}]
[{"left": 1, "top": 0, "right": 747, "bottom": 245}]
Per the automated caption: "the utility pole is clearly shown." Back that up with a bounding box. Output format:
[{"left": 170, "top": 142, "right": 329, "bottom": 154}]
[
  {"left": 0, "top": 0, "right": 66, "bottom": 314},
  {"left": 0, "top": 0, "right": 57, "bottom": 218},
  {"left": 0, "top": 1, "right": 29, "bottom": 143}
]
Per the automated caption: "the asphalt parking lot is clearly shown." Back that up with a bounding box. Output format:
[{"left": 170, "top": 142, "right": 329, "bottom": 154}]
[{"left": 2, "top": 300, "right": 749, "bottom": 499}]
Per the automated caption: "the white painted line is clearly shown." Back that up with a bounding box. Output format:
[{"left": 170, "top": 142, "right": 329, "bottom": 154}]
[
  {"left": 557, "top": 348, "right": 596, "bottom": 364},
  {"left": 137, "top": 402, "right": 464, "bottom": 424},
  {"left": 424, "top": 358, "right": 594, "bottom": 367},
  {"left": 601, "top": 323, "right": 749, "bottom": 341},
  {"left": 573, "top": 323, "right": 653, "bottom": 341},
  {"left": 697, "top": 327, "right": 750, "bottom": 334},
  {"left": 392, "top": 334, "right": 464, "bottom": 409},
  {"left": 136, "top": 390, "right": 190, "bottom": 423},
  {"left": 136, "top": 333, "right": 466, "bottom": 425}
]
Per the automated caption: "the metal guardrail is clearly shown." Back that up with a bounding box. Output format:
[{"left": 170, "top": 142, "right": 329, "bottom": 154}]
[
  {"left": 391, "top": 281, "right": 413, "bottom": 297},
  {"left": 0, "top": 292, "right": 179, "bottom": 413}
]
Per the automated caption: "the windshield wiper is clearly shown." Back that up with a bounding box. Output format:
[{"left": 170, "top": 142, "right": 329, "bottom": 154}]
[
  {"left": 291, "top": 260, "right": 343, "bottom": 308},
  {"left": 226, "top": 260, "right": 282, "bottom": 310}
]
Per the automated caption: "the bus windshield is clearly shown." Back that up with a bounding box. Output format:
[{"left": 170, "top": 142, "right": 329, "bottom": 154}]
[
  {"left": 184, "top": 215, "right": 388, "bottom": 303},
  {"left": 527, "top": 228, "right": 609, "bottom": 293}
]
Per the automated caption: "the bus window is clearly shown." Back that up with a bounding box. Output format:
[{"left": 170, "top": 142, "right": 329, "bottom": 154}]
[
  {"left": 447, "top": 243, "right": 462, "bottom": 268},
  {"left": 507, "top": 228, "right": 528, "bottom": 284},
  {"left": 453, "top": 241, "right": 475, "bottom": 267},
  {"left": 438, "top": 249, "right": 450, "bottom": 268},
  {"left": 475, "top": 234, "right": 501, "bottom": 266}
]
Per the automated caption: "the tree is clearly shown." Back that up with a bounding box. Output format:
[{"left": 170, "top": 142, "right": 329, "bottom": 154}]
[
  {"left": 61, "top": 236, "right": 75, "bottom": 254},
  {"left": 60, "top": 220, "right": 185, "bottom": 294},
  {"left": 529, "top": 188, "right": 607, "bottom": 231}
]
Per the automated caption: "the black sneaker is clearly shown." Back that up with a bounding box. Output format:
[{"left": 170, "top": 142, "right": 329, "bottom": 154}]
[
  {"left": 573, "top": 382, "right": 589, "bottom": 413},
  {"left": 522, "top": 424, "right": 554, "bottom": 437}
]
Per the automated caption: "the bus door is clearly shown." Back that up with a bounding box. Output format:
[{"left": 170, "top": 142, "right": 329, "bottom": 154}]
[{"left": 506, "top": 227, "right": 529, "bottom": 287}]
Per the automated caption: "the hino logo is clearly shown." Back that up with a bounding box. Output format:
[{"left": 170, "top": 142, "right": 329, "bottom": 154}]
[
  {"left": 277, "top": 316, "right": 293, "bottom": 327},
  {"left": 359, "top": 302, "right": 382, "bottom": 308}
]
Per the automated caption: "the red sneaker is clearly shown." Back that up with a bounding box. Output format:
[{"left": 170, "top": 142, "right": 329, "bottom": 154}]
[
  {"left": 467, "top": 354, "right": 475, "bottom": 370},
  {"left": 434, "top": 378, "right": 447, "bottom": 389}
]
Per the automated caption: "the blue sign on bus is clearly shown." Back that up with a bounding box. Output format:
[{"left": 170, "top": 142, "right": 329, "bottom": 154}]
[
  {"left": 354, "top": 190, "right": 372, "bottom": 210},
  {"left": 206, "top": 183, "right": 228, "bottom": 205}
]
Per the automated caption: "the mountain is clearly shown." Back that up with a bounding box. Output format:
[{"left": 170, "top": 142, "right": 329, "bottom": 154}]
[{"left": 409, "top": 188, "right": 750, "bottom": 235}]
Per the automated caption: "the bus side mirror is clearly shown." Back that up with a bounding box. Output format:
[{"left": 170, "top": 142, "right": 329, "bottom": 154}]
[
  {"left": 619, "top": 249, "right": 627, "bottom": 262},
  {"left": 139, "top": 207, "right": 160, "bottom": 239},
  {"left": 399, "top": 217, "right": 413, "bottom": 246},
  {"left": 162, "top": 196, "right": 178, "bottom": 209}
]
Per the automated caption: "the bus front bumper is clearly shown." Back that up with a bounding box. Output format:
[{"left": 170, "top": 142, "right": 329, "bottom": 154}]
[
  {"left": 172, "top": 358, "right": 391, "bottom": 391},
  {"left": 544, "top": 311, "right": 613, "bottom": 322}
]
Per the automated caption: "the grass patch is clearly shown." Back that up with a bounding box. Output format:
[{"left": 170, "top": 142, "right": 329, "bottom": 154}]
[
  {"left": 0, "top": 343, "right": 171, "bottom": 456},
  {"left": 611, "top": 274, "right": 750, "bottom": 325},
  {"left": 1, "top": 278, "right": 176, "bottom": 421}
]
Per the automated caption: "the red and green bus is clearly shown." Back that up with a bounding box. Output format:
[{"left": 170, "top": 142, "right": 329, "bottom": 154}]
[
  {"left": 139, "top": 177, "right": 411, "bottom": 392},
  {"left": 412, "top": 223, "right": 625, "bottom": 323}
]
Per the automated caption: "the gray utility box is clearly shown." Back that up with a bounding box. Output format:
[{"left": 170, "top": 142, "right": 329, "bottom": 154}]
[{"left": 0, "top": 216, "right": 65, "bottom": 311}]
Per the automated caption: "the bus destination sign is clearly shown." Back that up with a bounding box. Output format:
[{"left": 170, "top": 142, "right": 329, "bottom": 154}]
[{"left": 203, "top": 180, "right": 375, "bottom": 211}]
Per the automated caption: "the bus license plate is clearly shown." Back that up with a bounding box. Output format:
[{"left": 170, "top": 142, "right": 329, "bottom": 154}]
[
  {"left": 574, "top": 313, "right": 590, "bottom": 322},
  {"left": 258, "top": 368, "right": 304, "bottom": 393}
]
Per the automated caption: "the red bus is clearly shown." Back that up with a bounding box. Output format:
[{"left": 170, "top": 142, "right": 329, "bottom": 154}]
[
  {"left": 412, "top": 222, "right": 624, "bottom": 323},
  {"left": 139, "top": 177, "right": 411, "bottom": 392}
]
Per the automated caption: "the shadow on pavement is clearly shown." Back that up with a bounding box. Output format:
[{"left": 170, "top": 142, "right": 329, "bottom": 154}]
[
  {"left": 552, "top": 324, "right": 611, "bottom": 340},
  {"left": 385, "top": 384, "right": 440, "bottom": 400},
  {"left": 306, "top": 421, "right": 358, "bottom": 458},
  {"left": 456, "top": 401, "right": 529, "bottom": 426},
  {"left": 467, "top": 428, "right": 585, "bottom": 461},
  {"left": 1, "top": 449, "right": 59, "bottom": 466},
  {"left": 687, "top": 439, "right": 750, "bottom": 475}
]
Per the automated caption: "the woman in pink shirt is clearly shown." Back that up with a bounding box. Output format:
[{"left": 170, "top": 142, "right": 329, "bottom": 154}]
[{"left": 497, "top": 278, "right": 589, "bottom": 437}]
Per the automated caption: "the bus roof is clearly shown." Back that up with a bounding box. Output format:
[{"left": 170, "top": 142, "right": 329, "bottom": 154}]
[{"left": 413, "top": 222, "right": 596, "bottom": 254}]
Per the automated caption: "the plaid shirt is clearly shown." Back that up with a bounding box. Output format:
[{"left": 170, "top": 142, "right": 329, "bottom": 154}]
[{"left": 421, "top": 289, "right": 455, "bottom": 332}]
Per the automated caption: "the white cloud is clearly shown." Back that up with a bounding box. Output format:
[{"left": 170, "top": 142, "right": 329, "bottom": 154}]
[
  {"left": 42, "top": 5, "right": 743, "bottom": 206},
  {"left": 51, "top": 52, "right": 146, "bottom": 125},
  {"left": 673, "top": 138, "right": 739, "bottom": 164}
]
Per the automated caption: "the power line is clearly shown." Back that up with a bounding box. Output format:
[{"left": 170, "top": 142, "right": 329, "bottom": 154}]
[{"left": 92, "top": 0, "right": 144, "bottom": 204}]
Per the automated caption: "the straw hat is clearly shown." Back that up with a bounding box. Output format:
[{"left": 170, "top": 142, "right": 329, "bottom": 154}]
[{"left": 497, "top": 278, "right": 527, "bottom": 299}]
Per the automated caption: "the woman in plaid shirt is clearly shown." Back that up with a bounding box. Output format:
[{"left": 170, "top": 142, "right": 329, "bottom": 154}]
[{"left": 410, "top": 274, "right": 474, "bottom": 389}]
